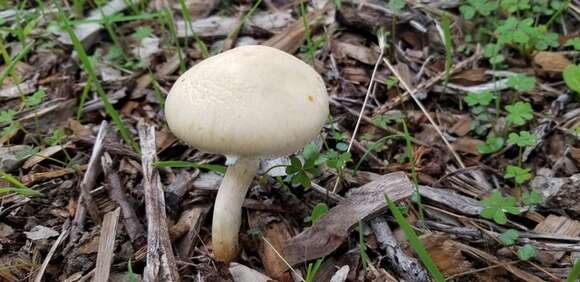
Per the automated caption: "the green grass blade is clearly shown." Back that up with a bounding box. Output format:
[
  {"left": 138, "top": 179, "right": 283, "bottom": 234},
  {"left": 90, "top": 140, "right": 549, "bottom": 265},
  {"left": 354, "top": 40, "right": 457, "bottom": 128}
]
[
  {"left": 0, "top": 41, "right": 34, "bottom": 86},
  {"left": 385, "top": 194, "right": 445, "bottom": 282},
  {"left": 0, "top": 187, "right": 44, "bottom": 197},
  {"left": 299, "top": 0, "right": 315, "bottom": 65},
  {"left": 76, "top": 75, "right": 93, "bottom": 120},
  {"left": 0, "top": 171, "right": 28, "bottom": 189},
  {"left": 127, "top": 258, "right": 138, "bottom": 282},
  {"left": 55, "top": 5, "right": 140, "bottom": 153},
  {"left": 0, "top": 171, "right": 43, "bottom": 197},
  {"left": 153, "top": 161, "right": 226, "bottom": 174},
  {"left": 441, "top": 13, "right": 453, "bottom": 89},
  {"left": 162, "top": 7, "right": 186, "bottom": 73},
  {"left": 219, "top": 0, "right": 262, "bottom": 54},
  {"left": 568, "top": 259, "right": 580, "bottom": 282},
  {"left": 177, "top": 0, "right": 209, "bottom": 58}
]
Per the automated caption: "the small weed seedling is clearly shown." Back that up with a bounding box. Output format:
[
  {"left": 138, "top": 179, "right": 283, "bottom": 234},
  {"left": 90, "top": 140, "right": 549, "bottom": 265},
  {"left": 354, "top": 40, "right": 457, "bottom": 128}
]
[
  {"left": 480, "top": 191, "right": 521, "bottom": 225},
  {"left": 505, "top": 101, "right": 534, "bottom": 126},
  {"left": 304, "top": 204, "right": 328, "bottom": 282},
  {"left": 563, "top": 64, "right": 580, "bottom": 94},
  {"left": 460, "top": 0, "right": 498, "bottom": 19},
  {"left": 499, "top": 229, "right": 538, "bottom": 261},
  {"left": 505, "top": 130, "right": 537, "bottom": 196},
  {"left": 465, "top": 90, "right": 495, "bottom": 137},
  {"left": 304, "top": 202, "right": 328, "bottom": 224}
]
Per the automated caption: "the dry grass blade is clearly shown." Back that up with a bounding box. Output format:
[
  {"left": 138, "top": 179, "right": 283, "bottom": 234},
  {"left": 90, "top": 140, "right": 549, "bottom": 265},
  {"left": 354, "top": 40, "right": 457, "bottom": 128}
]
[
  {"left": 34, "top": 224, "right": 70, "bottom": 282},
  {"left": 382, "top": 58, "right": 466, "bottom": 169}
]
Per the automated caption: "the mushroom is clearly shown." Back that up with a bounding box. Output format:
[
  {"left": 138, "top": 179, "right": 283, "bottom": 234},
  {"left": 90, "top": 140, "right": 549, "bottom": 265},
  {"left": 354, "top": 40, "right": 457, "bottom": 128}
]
[{"left": 164, "top": 45, "right": 329, "bottom": 263}]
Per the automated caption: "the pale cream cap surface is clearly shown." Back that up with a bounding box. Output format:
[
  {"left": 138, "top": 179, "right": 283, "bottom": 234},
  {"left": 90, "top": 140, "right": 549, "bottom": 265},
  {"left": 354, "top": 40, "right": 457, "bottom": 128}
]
[{"left": 165, "top": 45, "right": 329, "bottom": 158}]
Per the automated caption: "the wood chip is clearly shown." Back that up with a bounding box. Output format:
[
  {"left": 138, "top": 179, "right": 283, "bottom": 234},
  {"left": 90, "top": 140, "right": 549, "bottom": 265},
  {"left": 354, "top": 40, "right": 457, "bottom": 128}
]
[
  {"left": 454, "top": 241, "right": 544, "bottom": 282},
  {"left": 24, "top": 225, "right": 59, "bottom": 240},
  {"left": 329, "top": 265, "right": 349, "bottom": 282},
  {"left": 284, "top": 172, "right": 413, "bottom": 265},
  {"left": 176, "top": 11, "right": 292, "bottom": 39},
  {"left": 94, "top": 208, "right": 121, "bottom": 282},
  {"left": 53, "top": 0, "right": 130, "bottom": 48},
  {"left": 418, "top": 185, "right": 483, "bottom": 216},
  {"left": 138, "top": 122, "right": 180, "bottom": 282},
  {"left": 229, "top": 263, "right": 272, "bottom": 282},
  {"left": 174, "top": 205, "right": 210, "bottom": 258},
  {"left": 533, "top": 215, "right": 580, "bottom": 261}
]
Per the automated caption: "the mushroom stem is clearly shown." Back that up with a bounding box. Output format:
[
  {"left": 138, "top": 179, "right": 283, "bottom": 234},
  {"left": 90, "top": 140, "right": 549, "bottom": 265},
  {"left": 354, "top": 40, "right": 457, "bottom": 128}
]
[{"left": 212, "top": 157, "right": 259, "bottom": 263}]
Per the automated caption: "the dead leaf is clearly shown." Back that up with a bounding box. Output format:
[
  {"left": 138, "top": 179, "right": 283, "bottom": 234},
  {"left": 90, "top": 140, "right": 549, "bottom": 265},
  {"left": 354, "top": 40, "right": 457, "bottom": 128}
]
[
  {"left": 420, "top": 233, "right": 473, "bottom": 277},
  {"left": 67, "top": 119, "right": 92, "bottom": 138},
  {"left": 256, "top": 219, "right": 292, "bottom": 281},
  {"left": 0, "top": 222, "right": 15, "bottom": 238},
  {"left": 333, "top": 41, "right": 379, "bottom": 65},
  {"left": 451, "top": 68, "right": 489, "bottom": 84},
  {"left": 453, "top": 137, "right": 484, "bottom": 156},
  {"left": 533, "top": 51, "right": 571, "bottom": 72}
]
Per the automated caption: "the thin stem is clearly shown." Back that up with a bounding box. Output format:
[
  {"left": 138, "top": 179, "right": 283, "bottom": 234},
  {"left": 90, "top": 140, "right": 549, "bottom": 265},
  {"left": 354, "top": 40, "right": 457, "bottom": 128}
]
[{"left": 212, "top": 157, "right": 259, "bottom": 263}]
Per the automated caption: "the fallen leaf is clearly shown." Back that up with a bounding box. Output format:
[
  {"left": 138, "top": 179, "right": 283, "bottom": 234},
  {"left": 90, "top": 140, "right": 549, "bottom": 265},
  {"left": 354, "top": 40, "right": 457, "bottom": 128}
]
[
  {"left": 420, "top": 233, "right": 473, "bottom": 277},
  {"left": 533, "top": 51, "right": 571, "bottom": 72},
  {"left": 453, "top": 137, "right": 484, "bottom": 156},
  {"left": 451, "top": 68, "right": 489, "bottom": 84}
]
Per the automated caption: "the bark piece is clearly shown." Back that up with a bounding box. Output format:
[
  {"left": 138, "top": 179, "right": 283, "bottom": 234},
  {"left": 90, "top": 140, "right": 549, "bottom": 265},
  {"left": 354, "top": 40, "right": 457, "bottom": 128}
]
[
  {"left": 139, "top": 122, "right": 180, "bottom": 282},
  {"left": 531, "top": 172, "right": 580, "bottom": 216},
  {"left": 336, "top": 0, "right": 412, "bottom": 33},
  {"left": 102, "top": 153, "right": 145, "bottom": 245},
  {"left": 370, "top": 217, "right": 430, "bottom": 281},
  {"left": 418, "top": 185, "right": 483, "bottom": 216},
  {"left": 284, "top": 172, "right": 413, "bottom": 266}
]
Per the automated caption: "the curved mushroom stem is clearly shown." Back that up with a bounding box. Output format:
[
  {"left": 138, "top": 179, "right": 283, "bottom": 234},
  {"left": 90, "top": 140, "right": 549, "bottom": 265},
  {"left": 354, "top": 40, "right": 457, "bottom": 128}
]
[{"left": 212, "top": 157, "right": 259, "bottom": 263}]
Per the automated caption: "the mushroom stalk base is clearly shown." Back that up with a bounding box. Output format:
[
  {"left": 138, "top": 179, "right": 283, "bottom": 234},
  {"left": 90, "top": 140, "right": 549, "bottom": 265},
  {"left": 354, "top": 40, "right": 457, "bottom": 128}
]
[{"left": 212, "top": 157, "right": 259, "bottom": 263}]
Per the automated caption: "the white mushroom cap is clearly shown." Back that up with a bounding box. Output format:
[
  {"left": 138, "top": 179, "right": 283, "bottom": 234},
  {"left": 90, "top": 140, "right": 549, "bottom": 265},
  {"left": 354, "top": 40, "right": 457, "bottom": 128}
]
[{"left": 165, "top": 45, "right": 329, "bottom": 158}]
